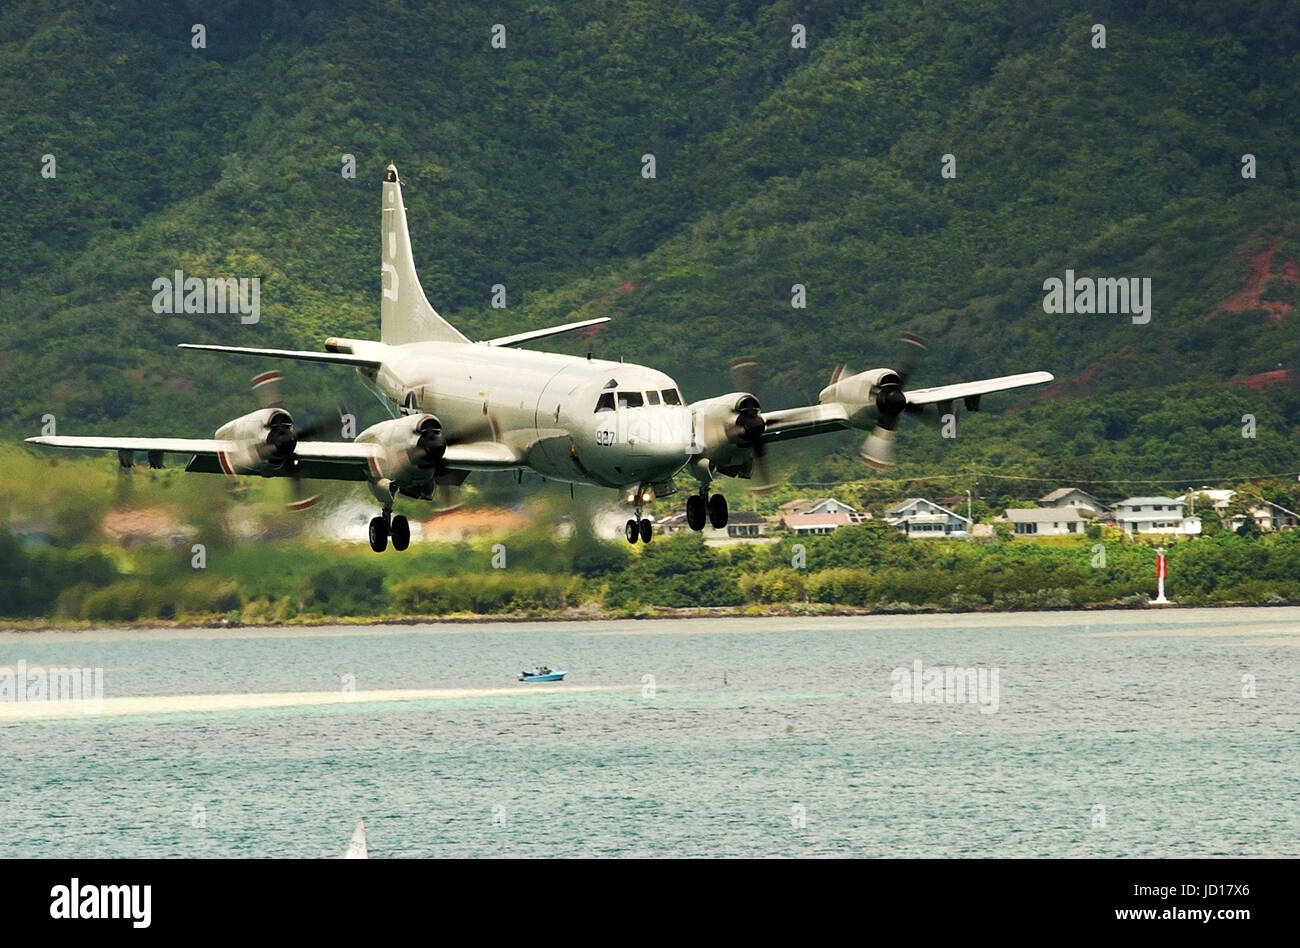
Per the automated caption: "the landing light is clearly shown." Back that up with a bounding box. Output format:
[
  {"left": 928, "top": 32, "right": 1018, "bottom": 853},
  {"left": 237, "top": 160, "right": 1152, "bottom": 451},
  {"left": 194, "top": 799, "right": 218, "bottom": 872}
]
[{"left": 641, "top": 491, "right": 652, "bottom": 503}]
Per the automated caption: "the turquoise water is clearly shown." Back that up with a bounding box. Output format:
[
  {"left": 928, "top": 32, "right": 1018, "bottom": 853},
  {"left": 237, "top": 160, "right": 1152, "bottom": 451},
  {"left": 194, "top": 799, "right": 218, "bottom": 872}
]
[{"left": 1, "top": 608, "right": 1297, "bottom": 857}]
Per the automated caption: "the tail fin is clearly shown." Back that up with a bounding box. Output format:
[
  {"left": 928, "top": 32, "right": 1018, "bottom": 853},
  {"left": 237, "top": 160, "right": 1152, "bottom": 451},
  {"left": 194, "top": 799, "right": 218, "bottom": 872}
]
[{"left": 380, "top": 165, "right": 469, "bottom": 346}]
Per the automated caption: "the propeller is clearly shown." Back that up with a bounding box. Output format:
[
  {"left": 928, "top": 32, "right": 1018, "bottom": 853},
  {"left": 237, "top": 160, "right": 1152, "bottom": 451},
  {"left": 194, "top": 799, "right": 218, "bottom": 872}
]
[
  {"left": 393, "top": 417, "right": 462, "bottom": 513},
  {"left": 728, "top": 357, "right": 776, "bottom": 493},
  {"left": 241, "top": 371, "right": 348, "bottom": 510},
  {"left": 860, "top": 333, "right": 929, "bottom": 469}
]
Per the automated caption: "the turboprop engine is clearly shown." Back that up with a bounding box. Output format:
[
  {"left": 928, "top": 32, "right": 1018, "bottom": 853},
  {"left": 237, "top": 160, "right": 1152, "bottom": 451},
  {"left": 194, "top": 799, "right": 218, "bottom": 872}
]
[
  {"left": 690, "top": 391, "right": 766, "bottom": 479},
  {"left": 817, "top": 333, "right": 933, "bottom": 468},
  {"left": 355, "top": 413, "right": 451, "bottom": 501}
]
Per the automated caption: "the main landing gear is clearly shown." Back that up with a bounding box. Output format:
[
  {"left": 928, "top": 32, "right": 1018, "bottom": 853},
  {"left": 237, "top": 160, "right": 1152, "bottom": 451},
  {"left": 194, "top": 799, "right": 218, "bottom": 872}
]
[
  {"left": 369, "top": 506, "right": 410, "bottom": 553},
  {"left": 625, "top": 496, "right": 654, "bottom": 545},
  {"left": 685, "top": 490, "right": 728, "bottom": 531}
]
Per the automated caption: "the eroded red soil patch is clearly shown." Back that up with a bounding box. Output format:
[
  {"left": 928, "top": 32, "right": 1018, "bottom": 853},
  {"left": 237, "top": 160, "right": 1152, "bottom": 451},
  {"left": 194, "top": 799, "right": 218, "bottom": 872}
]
[{"left": 1206, "top": 237, "right": 1298, "bottom": 326}]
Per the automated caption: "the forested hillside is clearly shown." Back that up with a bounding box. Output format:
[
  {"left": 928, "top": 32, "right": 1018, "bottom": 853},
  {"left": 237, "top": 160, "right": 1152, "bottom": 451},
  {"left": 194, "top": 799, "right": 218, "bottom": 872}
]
[{"left": 2, "top": 0, "right": 1297, "bottom": 490}]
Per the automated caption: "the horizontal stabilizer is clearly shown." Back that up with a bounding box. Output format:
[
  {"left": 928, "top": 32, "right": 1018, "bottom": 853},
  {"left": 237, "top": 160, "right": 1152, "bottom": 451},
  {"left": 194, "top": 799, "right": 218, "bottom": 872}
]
[
  {"left": 178, "top": 344, "right": 382, "bottom": 367},
  {"left": 483, "top": 317, "right": 611, "bottom": 348}
]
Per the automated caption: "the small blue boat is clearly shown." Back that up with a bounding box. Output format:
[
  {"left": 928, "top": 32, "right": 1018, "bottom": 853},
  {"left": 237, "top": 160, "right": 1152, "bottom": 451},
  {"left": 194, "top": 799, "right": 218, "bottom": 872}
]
[{"left": 519, "top": 666, "right": 566, "bottom": 682}]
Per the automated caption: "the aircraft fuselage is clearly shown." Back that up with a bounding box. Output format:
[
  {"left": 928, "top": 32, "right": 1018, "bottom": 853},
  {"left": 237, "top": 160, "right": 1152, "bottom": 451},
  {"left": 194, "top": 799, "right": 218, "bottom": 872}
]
[{"left": 344, "top": 338, "right": 693, "bottom": 491}]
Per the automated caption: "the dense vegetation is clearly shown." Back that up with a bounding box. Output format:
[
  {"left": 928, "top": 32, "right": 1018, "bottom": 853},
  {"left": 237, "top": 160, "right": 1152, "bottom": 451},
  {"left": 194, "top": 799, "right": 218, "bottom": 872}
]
[
  {"left": 1, "top": 0, "right": 1298, "bottom": 494},
  {"left": 5, "top": 516, "right": 1300, "bottom": 623}
]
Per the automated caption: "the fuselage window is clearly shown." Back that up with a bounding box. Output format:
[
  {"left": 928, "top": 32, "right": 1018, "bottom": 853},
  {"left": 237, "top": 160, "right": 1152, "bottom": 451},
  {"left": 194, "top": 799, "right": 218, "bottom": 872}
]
[
  {"left": 661, "top": 388, "right": 682, "bottom": 405},
  {"left": 618, "top": 391, "right": 644, "bottom": 409},
  {"left": 595, "top": 392, "right": 615, "bottom": 412},
  {"left": 646, "top": 391, "right": 661, "bottom": 406}
]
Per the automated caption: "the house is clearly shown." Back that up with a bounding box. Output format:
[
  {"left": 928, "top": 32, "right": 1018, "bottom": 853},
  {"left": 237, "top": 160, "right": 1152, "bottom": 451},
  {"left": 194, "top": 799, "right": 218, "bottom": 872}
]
[
  {"left": 657, "top": 509, "right": 773, "bottom": 540},
  {"left": 781, "top": 511, "right": 870, "bottom": 535},
  {"left": 421, "top": 507, "right": 531, "bottom": 542},
  {"left": 100, "top": 508, "right": 196, "bottom": 548},
  {"left": 1113, "top": 497, "right": 1200, "bottom": 536},
  {"left": 1255, "top": 500, "right": 1300, "bottom": 531},
  {"left": 704, "top": 510, "right": 778, "bottom": 544},
  {"left": 1176, "top": 488, "right": 1300, "bottom": 533},
  {"left": 1039, "top": 487, "right": 1111, "bottom": 517},
  {"left": 884, "top": 498, "right": 972, "bottom": 537},
  {"left": 999, "top": 505, "right": 1093, "bottom": 536},
  {"left": 1, "top": 517, "right": 55, "bottom": 547},
  {"left": 657, "top": 511, "right": 692, "bottom": 535},
  {"left": 774, "top": 496, "right": 857, "bottom": 517}
]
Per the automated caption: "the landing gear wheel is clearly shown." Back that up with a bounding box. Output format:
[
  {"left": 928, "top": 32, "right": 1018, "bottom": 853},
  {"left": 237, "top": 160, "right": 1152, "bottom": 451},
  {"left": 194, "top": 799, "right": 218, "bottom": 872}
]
[
  {"left": 390, "top": 515, "right": 410, "bottom": 551},
  {"left": 639, "top": 518, "right": 653, "bottom": 543},
  {"left": 625, "top": 519, "right": 640, "bottom": 544},
  {"left": 708, "top": 493, "right": 729, "bottom": 529},
  {"left": 368, "top": 516, "right": 388, "bottom": 553},
  {"left": 686, "top": 494, "right": 707, "bottom": 531}
]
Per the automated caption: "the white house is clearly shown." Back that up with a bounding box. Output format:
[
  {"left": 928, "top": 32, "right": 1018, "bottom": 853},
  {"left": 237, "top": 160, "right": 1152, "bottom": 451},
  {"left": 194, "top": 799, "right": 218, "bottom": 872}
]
[
  {"left": 781, "top": 511, "right": 870, "bottom": 535},
  {"left": 1038, "top": 487, "right": 1111, "bottom": 517},
  {"left": 1176, "top": 488, "right": 1300, "bottom": 533},
  {"left": 999, "top": 505, "right": 1093, "bottom": 536},
  {"left": 884, "top": 498, "right": 972, "bottom": 537},
  {"left": 659, "top": 509, "right": 774, "bottom": 541},
  {"left": 779, "top": 497, "right": 859, "bottom": 517},
  {"left": 1113, "top": 497, "right": 1200, "bottom": 536}
]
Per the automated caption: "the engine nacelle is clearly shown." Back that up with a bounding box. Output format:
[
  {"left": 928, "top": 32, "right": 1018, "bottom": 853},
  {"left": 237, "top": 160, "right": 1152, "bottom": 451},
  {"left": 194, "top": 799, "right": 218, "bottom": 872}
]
[
  {"left": 819, "top": 368, "right": 900, "bottom": 428},
  {"left": 356, "top": 413, "right": 446, "bottom": 490},
  {"left": 214, "top": 407, "right": 296, "bottom": 474},
  {"left": 690, "top": 391, "right": 762, "bottom": 474},
  {"left": 215, "top": 407, "right": 292, "bottom": 443}
]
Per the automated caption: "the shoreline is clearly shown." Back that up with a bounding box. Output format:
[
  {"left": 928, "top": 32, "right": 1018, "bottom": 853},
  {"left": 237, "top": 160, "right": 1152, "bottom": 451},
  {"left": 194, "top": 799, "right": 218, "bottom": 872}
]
[{"left": 2, "top": 597, "right": 1296, "bottom": 633}]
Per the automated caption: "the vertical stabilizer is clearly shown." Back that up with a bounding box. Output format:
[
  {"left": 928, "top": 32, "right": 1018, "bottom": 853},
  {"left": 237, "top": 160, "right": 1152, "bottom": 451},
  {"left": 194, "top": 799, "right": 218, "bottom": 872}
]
[{"left": 381, "top": 165, "right": 469, "bottom": 345}]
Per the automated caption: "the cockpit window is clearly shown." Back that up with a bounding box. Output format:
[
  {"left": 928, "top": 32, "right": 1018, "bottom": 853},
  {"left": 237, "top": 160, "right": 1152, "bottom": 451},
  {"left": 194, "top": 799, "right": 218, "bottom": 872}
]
[
  {"left": 660, "top": 388, "right": 682, "bottom": 405},
  {"left": 646, "top": 391, "right": 661, "bottom": 406},
  {"left": 594, "top": 392, "right": 615, "bottom": 412},
  {"left": 618, "top": 391, "right": 644, "bottom": 409}
]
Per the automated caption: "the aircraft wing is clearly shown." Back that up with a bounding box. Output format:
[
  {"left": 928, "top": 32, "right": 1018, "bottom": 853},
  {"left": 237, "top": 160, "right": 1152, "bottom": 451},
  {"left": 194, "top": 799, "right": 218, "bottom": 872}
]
[
  {"left": 27, "top": 435, "right": 381, "bottom": 482},
  {"left": 756, "top": 403, "right": 852, "bottom": 445},
  {"left": 439, "top": 441, "right": 524, "bottom": 469},
  {"left": 903, "top": 371, "right": 1055, "bottom": 405},
  {"left": 185, "top": 439, "right": 522, "bottom": 479},
  {"left": 27, "top": 436, "right": 523, "bottom": 480},
  {"left": 27, "top": 436, "right": 237, "bottom": 455}
]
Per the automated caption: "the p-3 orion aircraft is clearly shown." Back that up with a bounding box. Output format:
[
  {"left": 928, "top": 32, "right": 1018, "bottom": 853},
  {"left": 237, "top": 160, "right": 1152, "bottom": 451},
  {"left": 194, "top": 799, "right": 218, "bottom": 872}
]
[{"left": 28, "top": 165, "right": 1053, "bottom": 551}]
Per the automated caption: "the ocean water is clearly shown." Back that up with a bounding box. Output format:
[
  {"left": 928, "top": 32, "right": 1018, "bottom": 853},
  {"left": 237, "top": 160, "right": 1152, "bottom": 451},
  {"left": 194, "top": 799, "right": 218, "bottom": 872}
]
[{"left": 1, "top": 607, "right": 1297, "bottom": 858}]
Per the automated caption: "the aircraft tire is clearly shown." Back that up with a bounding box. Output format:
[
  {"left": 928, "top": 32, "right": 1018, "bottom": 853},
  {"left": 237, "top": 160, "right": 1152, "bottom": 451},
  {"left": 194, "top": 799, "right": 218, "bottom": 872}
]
[
  {"left": 390, "top": 515, "right": 410, "bottom": 551},
  {"left": 708, "top": 493, "right": 728, "bottom": 529},
  {"left": 639, "top": 518, "right": 653, "bottom": 543},
  {"left": 686, "top": 494, "right": 706, "bottom": 531},
  {"left": 625, "top": 519, "right": 640, "bottom": 544},
  {"left": 369, "top": 516, "right": 388, "bottom": 553}
]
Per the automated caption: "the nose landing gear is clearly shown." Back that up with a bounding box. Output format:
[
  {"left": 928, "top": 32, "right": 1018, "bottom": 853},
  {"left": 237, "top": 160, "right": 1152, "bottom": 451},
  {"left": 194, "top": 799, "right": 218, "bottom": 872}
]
[{"left": 625, "top": 493, "right": 654, "bottom": 544}]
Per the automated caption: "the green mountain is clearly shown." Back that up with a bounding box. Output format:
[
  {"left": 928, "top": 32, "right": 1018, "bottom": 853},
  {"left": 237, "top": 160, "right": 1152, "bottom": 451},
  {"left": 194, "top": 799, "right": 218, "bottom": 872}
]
[{"left": 2, "top": 0, "right": 1298, "bottom": 495}]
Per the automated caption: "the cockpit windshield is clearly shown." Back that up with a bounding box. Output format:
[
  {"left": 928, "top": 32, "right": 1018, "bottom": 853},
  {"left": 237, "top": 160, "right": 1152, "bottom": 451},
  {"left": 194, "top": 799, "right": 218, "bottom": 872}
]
[
  {"left": 660, "top": 388, "right": 682, "bottom": 405},
  {"left": 594, "top": 392, "right": 615, "bottom": 412},
  {"left": 617, "top": 391, "right": 644, "bottom": 409}
]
